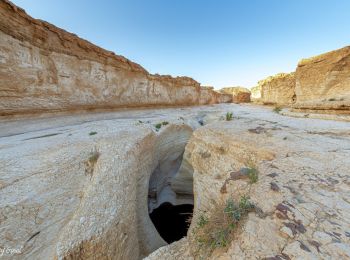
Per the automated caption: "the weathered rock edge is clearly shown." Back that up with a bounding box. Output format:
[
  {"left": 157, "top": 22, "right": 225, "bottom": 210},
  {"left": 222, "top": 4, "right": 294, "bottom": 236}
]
[
  {"left": 251, "top": 46, "right": 350, "bottom": 112},
  {"left": 0, "top": 0, "right": 231, "bottom": 117}
]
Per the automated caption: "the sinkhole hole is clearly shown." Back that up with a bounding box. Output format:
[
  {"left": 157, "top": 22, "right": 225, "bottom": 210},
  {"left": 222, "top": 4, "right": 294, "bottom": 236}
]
[
  {"left": 148, "top": 149, "right": 194, "bottom": 244},
  {"left": 150, "top": 203, "right": 193, "bottom": 244}
]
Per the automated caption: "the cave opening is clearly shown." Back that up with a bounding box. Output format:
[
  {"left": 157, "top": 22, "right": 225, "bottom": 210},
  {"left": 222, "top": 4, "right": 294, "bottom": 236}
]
[
  {"left": 150, "top": 202, "right": 193, "bottom": 244},
  {"left": 147, "top": 149, "right": 194, "bottom": 245}
]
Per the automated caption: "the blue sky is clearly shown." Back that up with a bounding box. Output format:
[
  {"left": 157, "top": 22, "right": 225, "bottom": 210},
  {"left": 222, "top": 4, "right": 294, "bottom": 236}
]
[{"left": 12, "top": 0, "right": 350, "bottom": 89}]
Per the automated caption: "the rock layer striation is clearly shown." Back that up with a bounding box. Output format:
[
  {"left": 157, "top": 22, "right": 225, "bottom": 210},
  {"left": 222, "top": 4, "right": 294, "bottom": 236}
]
[{"left": 0, "top": 0, "right": 230, "bottom": 117}]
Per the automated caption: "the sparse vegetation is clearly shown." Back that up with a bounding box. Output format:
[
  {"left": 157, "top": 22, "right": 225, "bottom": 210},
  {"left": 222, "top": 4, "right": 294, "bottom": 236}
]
[
  {"left": 89, "top": 131, "right": 97, "bottom": 136},
  {"left": 155, "top": 123, "right": 162, "bottom": 131},
  {"left": 85, "top": 151, "right": 100, "bottom": 177},
  {"left": 246, "top": 161, "right": 259, "bottom": 184},
  {"left": 273, "top": 107, "right": 282, "bottom": 113},
  {"left": 226, "top": 112, "right": 233, "bottom": 121},
  {"left": 88, "top": 151, "right": 100, "bottom": 165},
  {"left": 194, "top": 196, "right": 254, "bottom": 256},
  {"left": 247, "top": 167, "right": 258, "bottom": 184},
  {"left": 198, "top": 215, "right": 208, "bottom": 228},
  {"left": 154, "top": 121, "right": 169, "bottom": 131}
]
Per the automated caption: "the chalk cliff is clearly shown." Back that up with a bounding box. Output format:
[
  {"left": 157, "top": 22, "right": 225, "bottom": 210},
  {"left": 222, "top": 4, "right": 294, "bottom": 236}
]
[
  {"left": 252, "top": 46, "right": 350, "bottom": 113},
  {"left": 258, "top": 73, "right": 296, "bottom": 106},
  {"left": 0, "top": 0, "right": 229, "bottom": 117},
  {"left": 293, "top": 46, "right": 350, "bottom": 113}
]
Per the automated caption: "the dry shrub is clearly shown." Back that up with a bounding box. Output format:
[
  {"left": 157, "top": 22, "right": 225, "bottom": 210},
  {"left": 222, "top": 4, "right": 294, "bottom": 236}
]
[{"left": 192, "top": 196, "right": 254, "bottom": 258}]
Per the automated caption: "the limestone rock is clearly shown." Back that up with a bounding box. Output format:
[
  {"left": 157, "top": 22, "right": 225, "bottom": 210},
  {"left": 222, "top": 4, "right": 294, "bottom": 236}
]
[
  {"left": 147, "top": 104, "right": 350, "bottom": 259},
  {"left": 0, "top": 0, "right": 229, "bottom": 117},
  {"left": 293, "top": 46, "right": 350, "bottom": 113},
  {"left": 250, "top": 85, "right": 262, "bottom": 102},
  {"left": 0, "top": 114, "right": 195, "bottom": 259},
  {"left": 219, "top": 87, "right": 251, "bottom": 103},
  {"left": 259, "top": 72, "right": 296, "bottom": 106},
  {"left": 1, "top": 104, "right": 350, "bottom": 259}
]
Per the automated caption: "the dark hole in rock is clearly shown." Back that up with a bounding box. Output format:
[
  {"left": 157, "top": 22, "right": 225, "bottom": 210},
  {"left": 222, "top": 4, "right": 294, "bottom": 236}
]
[{"left": 150, "top": 202, "right": 193, "bottom": 244}]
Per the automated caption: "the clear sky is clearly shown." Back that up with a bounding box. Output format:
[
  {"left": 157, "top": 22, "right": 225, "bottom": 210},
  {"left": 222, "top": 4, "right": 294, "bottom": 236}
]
[{"left": 12, "top": 0, "right": 350, "bottom": 89}]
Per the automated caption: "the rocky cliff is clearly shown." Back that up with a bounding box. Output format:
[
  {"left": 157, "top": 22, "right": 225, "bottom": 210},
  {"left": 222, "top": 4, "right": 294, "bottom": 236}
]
[
  {"left": 293, "top": 46, "right": 350, "bottom": 113},
  {"left": 252, "top": 46, "right": 350, "bottom": 113},
  {"left": 219, "top": 87, "right": 251, "bottom": 103},
  {"left": 258, "top": 73, "right": 296, "bottom": 106},
  {"left": 250, "top": 85, "right": 261, "bottom": 102},
  {"left": 199, "top": 86, "right": 232, "bottom": 105},
  {"left": 0, "top": 0, "right": 230, "bottom": 117}
]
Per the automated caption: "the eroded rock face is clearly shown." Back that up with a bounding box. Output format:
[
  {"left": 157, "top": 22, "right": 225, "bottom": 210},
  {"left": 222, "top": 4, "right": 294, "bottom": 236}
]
[
  {"left": 250, "top": 85, "right": 261, "bottom": 102},
  {"left": 293, "top": 46, "right": 350, "bottom": 113},
  {"left": 146, "top": 105, "right": 350, "bottom": 260},
  {"left": 0, "top": 0, "right": 229, "bottom": 116},
  {"left": 219, "top": 87, "right": 251, "bottom": 103},
  {"left": 253, "top": 46, "right": 350, "bottom": 113},
  {"left": 0, "top": 115, "right": 195, "bottom": 259},
  {"left": 1, "top": 104, "right": 350, "bottom": 259},
  {"left": 258, "top": 73, "right": 296, "bottom": 106}
]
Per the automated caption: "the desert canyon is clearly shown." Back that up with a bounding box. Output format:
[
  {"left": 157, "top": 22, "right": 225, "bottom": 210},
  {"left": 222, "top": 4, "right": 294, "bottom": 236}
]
[{"left": 0, "top": 1, "right": 350, "bottom": 259}]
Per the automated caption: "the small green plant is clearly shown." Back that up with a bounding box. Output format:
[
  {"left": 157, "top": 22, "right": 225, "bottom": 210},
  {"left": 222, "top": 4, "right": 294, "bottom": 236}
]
[
  {"left": 154, "top": 121, "right": 169, "bottom": 131},
  {"left": 194, "top": 196, "right": 254, "bottom": 257},
  {"left": 226, "top": 112, "right": 233, "bottom": 121},
  {"left": 273, "top": 107, "right": 282, "bottom": 113},
  {"left": 247, "top": 166, "right": 259, "bottom": 184},
  {"left": 89, "top": 131, "right": 97, "bottom": 136},
  {"left": 155, "top": 123, "right": 162, "bottom": 130},
  {"left": 238, "top": 195, "right": 255, "bottom": 211},
  {"left": 197, "top": 215, "right": 208, "bottom": 228}
]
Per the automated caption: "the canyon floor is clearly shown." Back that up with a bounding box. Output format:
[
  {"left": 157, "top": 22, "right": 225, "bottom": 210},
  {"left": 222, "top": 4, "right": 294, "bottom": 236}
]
[{"left": 1, "top": 104, "right": 350, "bottom": 259}]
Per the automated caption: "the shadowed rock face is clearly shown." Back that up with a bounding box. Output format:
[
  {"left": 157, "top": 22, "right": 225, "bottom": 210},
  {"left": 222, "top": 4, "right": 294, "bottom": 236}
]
[
  {"left": 0, "top": 0, "right": 230, "bottom": 117},
  {"left": 219, "top": 87, "right": 251, "bottom": 103}
]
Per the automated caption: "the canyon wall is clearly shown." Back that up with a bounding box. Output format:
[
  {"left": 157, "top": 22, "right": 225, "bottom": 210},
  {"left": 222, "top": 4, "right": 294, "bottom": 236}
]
[
  {"left": 250, "top": 85, "right": 262, "bottom": 102},
  {"left": 219, "top": 87, "right": 251, "bottom": 103},
  {"left": 293, "top": 46, "right": 350, "bottom": 113},
  {"left": 258, "top": 73, "right": 296, "bottom": 106},
  {"left": 0, "top": 0, "right": 230, "bottom": 117},
  {"left": 253, "top": 46, "right": 350, "bottom": 113},
  {"left": 199, "top": 86, "right": 232, "bottom": 105}
]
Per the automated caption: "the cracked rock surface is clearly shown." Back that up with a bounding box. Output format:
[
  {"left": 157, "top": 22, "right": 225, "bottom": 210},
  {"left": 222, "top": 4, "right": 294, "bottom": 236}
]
[
  {"left": 145, "top": 104, "right": 350, "bottom": 260},
  {"left": 1, "top": 104, "right": 349, "bottom": 259}
]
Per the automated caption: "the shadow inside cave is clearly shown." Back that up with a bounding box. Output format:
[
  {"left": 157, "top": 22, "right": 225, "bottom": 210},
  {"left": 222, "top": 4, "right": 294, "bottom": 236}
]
[{"left": 149, "top": 202, "right": 193, "bottom": 244}]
